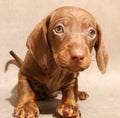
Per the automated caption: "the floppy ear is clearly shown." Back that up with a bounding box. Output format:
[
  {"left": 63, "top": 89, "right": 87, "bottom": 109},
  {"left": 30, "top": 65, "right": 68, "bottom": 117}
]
[
  {"left": 94, "top": 25, "right": 108, "bottom": 74},
  {"left": 26, "top": 16, "right": 51, "bottom": 67}
]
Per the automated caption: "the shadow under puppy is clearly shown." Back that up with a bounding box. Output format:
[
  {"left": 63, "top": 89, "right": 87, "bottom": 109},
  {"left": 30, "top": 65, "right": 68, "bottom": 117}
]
[{"left": 10, "top": 6, "right": 108, "bottom": 118}]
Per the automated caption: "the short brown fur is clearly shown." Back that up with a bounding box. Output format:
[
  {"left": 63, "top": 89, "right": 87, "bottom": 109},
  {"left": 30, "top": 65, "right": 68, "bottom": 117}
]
[{"left": 10, "top": 6, "right": 108, "bottom": 118}]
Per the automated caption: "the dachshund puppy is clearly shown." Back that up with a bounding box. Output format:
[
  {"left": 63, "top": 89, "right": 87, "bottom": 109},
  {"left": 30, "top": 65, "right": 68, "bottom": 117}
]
[{"left": 10, "top": 6, "right": 108, "bottom": 118}]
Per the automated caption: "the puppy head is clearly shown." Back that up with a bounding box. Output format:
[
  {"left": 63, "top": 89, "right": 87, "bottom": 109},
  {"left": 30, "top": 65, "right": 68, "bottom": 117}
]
[{"left": 27, "top": 6, "right": 108, "bottom": 73}]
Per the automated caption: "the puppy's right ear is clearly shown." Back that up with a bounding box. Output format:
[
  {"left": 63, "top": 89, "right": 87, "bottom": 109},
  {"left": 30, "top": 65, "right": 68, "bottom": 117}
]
[{"left": 26, "top": 15, "right": 51, "bottom": 67}]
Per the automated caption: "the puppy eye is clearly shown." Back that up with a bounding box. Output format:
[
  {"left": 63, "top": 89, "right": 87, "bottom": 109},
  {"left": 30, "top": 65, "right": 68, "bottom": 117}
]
[
  {"left": 53, "top": 24, "right": 64, "bottom": 34},
  {"left": 88, "top": 27, "right": 96, "bottom": 39}
]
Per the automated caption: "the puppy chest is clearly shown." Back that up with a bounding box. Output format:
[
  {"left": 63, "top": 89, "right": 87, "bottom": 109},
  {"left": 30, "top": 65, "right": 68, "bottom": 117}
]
[
  {"left": 42, "top": 70, "right": 67, "bottom": 92},
  {"left": 30, "top": 70, "right": 75, "bottom": 94}
]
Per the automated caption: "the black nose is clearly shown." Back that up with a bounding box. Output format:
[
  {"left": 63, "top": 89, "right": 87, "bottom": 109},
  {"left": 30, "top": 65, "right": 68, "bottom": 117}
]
[{"left": 70, "top": 48, "right": 85, "bottom": 62}]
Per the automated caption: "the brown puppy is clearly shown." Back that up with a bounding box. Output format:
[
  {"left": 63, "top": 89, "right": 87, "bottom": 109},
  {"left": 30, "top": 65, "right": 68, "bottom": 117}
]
[{"left": 10, "top": 6, "right": 108, "bottom": 118}]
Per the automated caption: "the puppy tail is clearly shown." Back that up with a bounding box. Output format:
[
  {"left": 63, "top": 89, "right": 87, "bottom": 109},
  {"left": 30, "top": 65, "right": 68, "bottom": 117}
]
[
  {"left": 4, "top": 51, "right": 23, "bottom": 72},
  {"left": 9, "top": 50, "right": 23, "bottom": 67}
]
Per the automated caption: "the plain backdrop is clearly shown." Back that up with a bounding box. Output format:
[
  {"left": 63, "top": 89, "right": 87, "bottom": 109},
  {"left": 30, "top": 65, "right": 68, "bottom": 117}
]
[{"left": 0, "top": 0, "right": 120, "bottom": 118}]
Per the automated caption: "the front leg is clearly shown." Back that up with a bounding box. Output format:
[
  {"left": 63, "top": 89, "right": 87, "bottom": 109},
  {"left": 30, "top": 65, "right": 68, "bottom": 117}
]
[
  {"left": 56, "top": 79, "right": 81, "bottom": 118},
  {"left": 13, "top": 72, "right": 40, "bottom": 118}
]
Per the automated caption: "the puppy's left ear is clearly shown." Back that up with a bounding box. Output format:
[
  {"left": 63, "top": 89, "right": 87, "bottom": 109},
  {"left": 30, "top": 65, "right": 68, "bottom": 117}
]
[{"left": 94, "top": 25, "right": 108, "bottom": 74}]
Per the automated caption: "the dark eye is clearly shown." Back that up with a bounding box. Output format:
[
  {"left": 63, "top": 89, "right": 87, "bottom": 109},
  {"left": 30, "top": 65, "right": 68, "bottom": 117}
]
[
  {"left": 88, "top": 27, "right": 96, "bottom": 39},
  {"left": 53, "top": 24, "right": 64, "bottom": 34}
]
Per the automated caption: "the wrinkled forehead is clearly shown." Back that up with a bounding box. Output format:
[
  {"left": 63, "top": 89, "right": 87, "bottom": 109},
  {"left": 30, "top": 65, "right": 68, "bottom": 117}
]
[{"left": 49, "top": 7, "right": 97, "bottom": 27}]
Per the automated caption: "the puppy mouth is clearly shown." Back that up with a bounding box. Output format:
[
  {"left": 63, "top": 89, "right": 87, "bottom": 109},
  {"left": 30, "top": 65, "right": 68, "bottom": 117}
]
[
  {"left": 54, "top": 52, "right": 91, "bottom": 73},
  {"left": 56, "top": 60, "right": 90, "bottom": 73},
  {"left": 61, "top": 66, "right": 86, "bottom": 73}
]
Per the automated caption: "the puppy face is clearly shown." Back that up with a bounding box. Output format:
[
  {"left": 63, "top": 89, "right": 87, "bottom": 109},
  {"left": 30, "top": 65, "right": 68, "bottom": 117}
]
[{"left": 47, "top": 7, "right": 98, "bottom": 72}]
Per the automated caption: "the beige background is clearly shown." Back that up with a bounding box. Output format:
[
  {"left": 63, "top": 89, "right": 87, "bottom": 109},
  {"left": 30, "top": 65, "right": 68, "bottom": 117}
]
[{"left": 0, "top": 0, "right": 120, "bottom": 118}]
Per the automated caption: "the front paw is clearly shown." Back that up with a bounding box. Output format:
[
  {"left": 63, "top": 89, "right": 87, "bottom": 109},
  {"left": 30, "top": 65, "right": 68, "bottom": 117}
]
[
  {"left": 56, "top": 104, "right": 81, "bottom": 118},
  {"left": 13, "top": 101, "right": 40, "bottom": 118}
]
